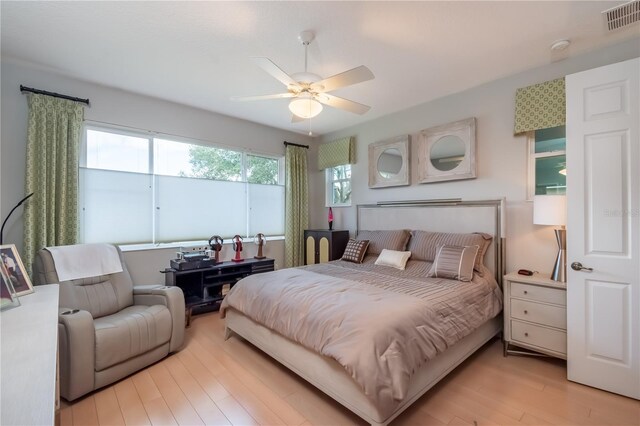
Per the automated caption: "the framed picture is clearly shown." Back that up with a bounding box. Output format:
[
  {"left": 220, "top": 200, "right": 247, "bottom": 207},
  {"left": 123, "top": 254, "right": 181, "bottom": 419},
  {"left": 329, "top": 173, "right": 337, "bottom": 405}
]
[
  {"left": 417, "top": 117, "right": 477, "bottom": 184},
  {"left": 368, "top": 135, "right": 411, "bottom": 188},
  {"left": 1, "top": 261, "right": 21, "bottom": 310},
  {"left": 0, "top": 244, "right": 34, "bottom": 297}
]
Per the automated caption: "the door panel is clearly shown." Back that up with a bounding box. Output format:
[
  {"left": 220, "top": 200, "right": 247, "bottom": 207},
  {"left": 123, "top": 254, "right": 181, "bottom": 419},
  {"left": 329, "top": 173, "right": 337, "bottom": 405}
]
[
  {"left": 585, "top": 131, "right": 629, "bottom": 255},
  {"left": 306, "top": 236, "right": 315, "bottom": 265},
  {"left": 586, "top": 280, "right": 629, "bottom": 363},
  {"left": 319, "top": 237, "right": 329, "bottom": 263},
  {"left": 584, "top": 80, "right": 629, "bottom": 120},
  {"left": 566, "top": 58, "right": 639, "bottom": 399}
]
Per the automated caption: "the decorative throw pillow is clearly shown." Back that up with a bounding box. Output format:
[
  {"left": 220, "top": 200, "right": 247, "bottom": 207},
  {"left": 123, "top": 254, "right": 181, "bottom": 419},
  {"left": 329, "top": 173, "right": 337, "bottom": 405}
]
[
  {"left": 407, "top": 231, "right": 492, "bottom": 272},
  {"left": 374, "top": 249, "right": 412, "bottom": 270},
  {"left": 341, "top": 239, "right": 370, "bottom": 263},
  {"left": 427, "top": 245, "right": 480, "bottom": 282}
]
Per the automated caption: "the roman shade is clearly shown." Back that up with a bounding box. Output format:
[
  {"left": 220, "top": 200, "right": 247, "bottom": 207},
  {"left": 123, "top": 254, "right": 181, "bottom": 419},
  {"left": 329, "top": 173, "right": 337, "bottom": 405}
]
[
  {"left": 318, "top": 136, "right": 355, "bottom": 170},
  {"left": 514, "top": 77, "right": 565, "bottom": 134}
]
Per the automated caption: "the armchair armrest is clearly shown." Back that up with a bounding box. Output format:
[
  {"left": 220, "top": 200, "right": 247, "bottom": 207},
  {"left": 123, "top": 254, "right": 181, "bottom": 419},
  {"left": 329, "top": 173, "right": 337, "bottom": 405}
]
[
  {"left": 133, "top": 285, "right": 185, "bottom": 352},
  {"left": 58, "top": 308, "right": 95, "bottom": 401}
]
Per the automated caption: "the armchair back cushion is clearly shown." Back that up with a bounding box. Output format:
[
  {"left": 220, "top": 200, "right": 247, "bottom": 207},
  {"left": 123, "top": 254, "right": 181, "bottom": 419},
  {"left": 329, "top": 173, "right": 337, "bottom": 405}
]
[{"left": 34, "top": 246, "right": 134, "bottom": 318}]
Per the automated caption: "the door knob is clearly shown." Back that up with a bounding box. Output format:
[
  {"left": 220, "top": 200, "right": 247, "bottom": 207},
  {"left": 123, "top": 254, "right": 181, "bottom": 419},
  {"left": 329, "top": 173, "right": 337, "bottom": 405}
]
[{"left": 571, "top": 262, "right": 593, "bottom": 272}]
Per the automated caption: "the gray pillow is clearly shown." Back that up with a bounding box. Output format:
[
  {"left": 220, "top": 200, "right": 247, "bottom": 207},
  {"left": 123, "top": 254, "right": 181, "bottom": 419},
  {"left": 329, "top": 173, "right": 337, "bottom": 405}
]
[
  {"left": 426, "top": 245, "right": 480, "bottom": 282},
  {"left": 407, "top": 230, "right": 492, "bottom": 271},
  {"left": 356, "top": 230, "right": 410, "bottom": 255}
]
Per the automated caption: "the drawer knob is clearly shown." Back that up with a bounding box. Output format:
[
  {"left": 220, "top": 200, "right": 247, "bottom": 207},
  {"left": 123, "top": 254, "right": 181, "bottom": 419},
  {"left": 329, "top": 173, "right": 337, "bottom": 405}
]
[
  {"left": 524, "top": 332, "right": 529, "bottom": 337},
  {"left": 524, "top": 291, "right": 528, "bottom": 295},
  {"left": 524, "top": 310, "right": 528, "bottom": 314}
]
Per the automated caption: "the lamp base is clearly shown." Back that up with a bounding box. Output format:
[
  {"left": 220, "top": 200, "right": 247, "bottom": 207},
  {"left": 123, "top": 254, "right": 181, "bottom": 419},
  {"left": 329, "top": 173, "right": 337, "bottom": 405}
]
[{"left": 550, "top": 228, "right": 567, "bottom": 283}]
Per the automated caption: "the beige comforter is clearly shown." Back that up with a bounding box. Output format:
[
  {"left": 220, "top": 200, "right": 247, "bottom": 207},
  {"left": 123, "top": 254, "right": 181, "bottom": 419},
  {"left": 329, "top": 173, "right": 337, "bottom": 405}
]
[{"left": 220, "top": 256, "right": 502, "bottom": 416}]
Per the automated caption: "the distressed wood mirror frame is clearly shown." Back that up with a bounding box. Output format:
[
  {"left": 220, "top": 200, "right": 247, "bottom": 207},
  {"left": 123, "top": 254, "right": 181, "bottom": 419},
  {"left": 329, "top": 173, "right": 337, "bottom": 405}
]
[
  {"left": 368, "top": 135, "right": 410, "bottom": 188},
  {"left": 417, "top": 117, "right": 477, "bottom": 184}
]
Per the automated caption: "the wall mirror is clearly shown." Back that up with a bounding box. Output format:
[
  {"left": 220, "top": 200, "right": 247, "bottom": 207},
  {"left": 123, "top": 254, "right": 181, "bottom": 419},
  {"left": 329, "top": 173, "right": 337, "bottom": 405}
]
[
  {"left": 368, "top": 135, "right": 410, "bottom": 188},
  {"left": 417, "top": 117, "right": 476, "bottom": 183}
]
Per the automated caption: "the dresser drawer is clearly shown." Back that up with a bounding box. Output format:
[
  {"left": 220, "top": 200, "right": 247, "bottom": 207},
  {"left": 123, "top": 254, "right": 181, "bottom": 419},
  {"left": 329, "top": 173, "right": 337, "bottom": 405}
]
[
  {"left": 511, "top": 282, "right": 566, "bottom": 305},
  {"left": 511, "top": 320, "right": 567, "bottom": 355},
  {"left": 510, "top": 299, "right": 567, "bottom": 330}
]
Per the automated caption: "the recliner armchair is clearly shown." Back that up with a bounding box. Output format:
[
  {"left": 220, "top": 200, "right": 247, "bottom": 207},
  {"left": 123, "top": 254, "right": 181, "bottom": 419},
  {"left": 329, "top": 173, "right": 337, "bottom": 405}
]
[{"left": 33, "top": 245, "right": 185, "bottom": 401}]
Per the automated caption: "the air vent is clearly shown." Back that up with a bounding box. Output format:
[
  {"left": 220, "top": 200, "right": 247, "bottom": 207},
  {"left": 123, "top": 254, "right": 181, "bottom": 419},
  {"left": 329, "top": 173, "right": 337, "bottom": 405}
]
[{"left": 603, "top": 0, "right": 640, "bottom": 31}]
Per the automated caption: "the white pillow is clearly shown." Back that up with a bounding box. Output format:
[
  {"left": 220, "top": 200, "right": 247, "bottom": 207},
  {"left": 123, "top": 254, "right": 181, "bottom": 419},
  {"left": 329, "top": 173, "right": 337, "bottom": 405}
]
[{"left": 374, "top": 249, "right": 412, "bottom": 270}]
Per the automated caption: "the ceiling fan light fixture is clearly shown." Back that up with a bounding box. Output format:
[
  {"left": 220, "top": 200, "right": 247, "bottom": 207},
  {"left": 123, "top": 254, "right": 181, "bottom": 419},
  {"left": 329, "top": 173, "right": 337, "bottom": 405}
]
[{"left": 289, "top": 98, "right": 323, "bottom": 119}]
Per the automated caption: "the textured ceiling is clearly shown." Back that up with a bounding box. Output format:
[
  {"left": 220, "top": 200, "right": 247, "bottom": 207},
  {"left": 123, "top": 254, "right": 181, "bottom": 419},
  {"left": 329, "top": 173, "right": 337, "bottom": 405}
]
[{"left": 2, "top": 1, "right": 638, "bottom": 136}]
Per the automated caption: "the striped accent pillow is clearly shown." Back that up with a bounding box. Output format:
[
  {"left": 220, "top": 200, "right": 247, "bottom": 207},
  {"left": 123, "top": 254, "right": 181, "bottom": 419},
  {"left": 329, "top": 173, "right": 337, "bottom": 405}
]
[
  {"left": 341, "top": 239, "right": 370, "bottom": 263},
  {"left": 407, "top": 231, "right": 492, "bottom": 271},
  {"left": 356, "top": 230, "right": 410, "bottom": 255},
  {"left": 427, "top": 245, "right": 480, "bottom": 282}
]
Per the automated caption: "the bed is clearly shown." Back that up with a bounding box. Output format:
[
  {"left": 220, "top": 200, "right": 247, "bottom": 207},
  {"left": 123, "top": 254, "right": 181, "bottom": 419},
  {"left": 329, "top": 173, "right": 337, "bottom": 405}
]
[{"left": 221, "top": 199, "right": 505, "bottom": 425}]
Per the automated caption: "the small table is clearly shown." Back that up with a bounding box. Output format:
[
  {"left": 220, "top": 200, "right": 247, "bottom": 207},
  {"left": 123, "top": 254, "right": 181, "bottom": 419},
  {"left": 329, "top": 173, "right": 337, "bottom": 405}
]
[
  {"left": 503, "top": 272, "right": 567, "bottom": 359},
  {"left": 164, "top": 258, "right": 274, "bottom": 325}
]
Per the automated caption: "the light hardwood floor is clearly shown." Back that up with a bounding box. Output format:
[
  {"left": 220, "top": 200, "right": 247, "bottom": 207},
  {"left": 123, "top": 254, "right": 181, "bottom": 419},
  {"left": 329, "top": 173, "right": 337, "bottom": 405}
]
[{"left": 60, "top": 312, "right": 639, "bottom": 426}]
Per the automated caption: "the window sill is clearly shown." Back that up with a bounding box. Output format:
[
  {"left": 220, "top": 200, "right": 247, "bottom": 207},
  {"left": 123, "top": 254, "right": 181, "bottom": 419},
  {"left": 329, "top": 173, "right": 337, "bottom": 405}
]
[{"left": 119, "top": 236, "right": 285, "bottom": 252}]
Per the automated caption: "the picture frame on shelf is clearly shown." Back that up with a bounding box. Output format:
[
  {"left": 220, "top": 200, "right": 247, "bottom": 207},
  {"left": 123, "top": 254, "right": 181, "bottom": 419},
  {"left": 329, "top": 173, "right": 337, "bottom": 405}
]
[
  {"left": 0, "top": 244, "right": 34, "bottom": 297},
  {"left": 1, "top": 261, "right": 21, "bottom": 311}
]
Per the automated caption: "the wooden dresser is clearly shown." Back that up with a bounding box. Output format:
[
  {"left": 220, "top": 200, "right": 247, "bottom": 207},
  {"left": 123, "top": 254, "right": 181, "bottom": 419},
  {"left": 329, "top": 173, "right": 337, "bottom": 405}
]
[
  {"left": 503, "top": 272, "right": 567, "bottom": 359},
  {"left": 1, "top": 284, "right": 60, "bottom": 425}
]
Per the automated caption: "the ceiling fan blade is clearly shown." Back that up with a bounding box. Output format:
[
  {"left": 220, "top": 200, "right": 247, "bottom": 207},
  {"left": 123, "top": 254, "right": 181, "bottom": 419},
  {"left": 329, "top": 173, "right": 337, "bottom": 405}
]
[
  {"left": 317, "top": 93, "right": 371, "bottom": 115},
  {"left": 251, "top": 57, "right": 298, "bottom": 87},
  {"left": 291, "top": 114, "right": 306, "bottom": 123},
  {"left": 314, "top": 65, "right": 374, "bottom": 92},
  {"left": 231, "top": 93, "right": 295, "bottom": 101}
]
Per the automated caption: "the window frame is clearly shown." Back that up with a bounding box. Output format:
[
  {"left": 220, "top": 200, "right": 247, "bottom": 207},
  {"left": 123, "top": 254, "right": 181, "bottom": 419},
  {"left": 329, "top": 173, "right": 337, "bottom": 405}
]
[
  {"left": 325, "top": 164, "right": 352, "bottom": 207},
  {"left": 526, "top": 130, "right": 567, "bottom": 200},
  {"left": 80, "top": 123, "right": 285, "bottom": 246}
]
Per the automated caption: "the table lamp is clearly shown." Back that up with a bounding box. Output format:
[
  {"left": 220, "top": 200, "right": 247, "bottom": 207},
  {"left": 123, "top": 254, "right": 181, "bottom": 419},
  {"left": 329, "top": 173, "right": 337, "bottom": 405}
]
[{"left": 533, "top": 195, "right": 567, "bottom": 282}]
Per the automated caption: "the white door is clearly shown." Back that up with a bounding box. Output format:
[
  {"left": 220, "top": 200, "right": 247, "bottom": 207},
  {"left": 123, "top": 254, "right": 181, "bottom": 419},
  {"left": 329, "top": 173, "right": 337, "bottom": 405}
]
[{"left": 566, "top": 57, "right": 639, "bottom": 399}]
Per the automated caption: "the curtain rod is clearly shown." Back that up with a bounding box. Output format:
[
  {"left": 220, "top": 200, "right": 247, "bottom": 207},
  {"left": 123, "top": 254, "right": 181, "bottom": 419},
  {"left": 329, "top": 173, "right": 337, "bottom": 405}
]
[
  {"left": 284, "top": 141, "right": 309, "bottom": 149},
  {"left": 20, "top": 85, "right": 90, "bottom": 106}
]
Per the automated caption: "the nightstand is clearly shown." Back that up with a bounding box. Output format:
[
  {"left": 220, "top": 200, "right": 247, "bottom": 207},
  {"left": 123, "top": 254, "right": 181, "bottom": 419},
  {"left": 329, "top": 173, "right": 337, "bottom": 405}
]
[
  {"left": 503, "top": 272, "right": 567, "bottom": 359},
  {"left": 304, "top": 229, "right": 350, "bottom": 265}
]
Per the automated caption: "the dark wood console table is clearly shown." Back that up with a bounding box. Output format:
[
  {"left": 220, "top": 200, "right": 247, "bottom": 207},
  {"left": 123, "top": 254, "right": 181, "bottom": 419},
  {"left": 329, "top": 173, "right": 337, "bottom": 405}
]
[{"left": 164, "top": 258, "right": 274, "bottom": 325}]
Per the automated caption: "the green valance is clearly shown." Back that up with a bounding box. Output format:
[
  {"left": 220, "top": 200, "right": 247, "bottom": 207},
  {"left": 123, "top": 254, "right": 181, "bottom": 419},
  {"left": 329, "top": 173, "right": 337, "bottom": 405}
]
[
  {"left": 514, "top": 77, "right": 565, "bottom": 134},
  {"left": 318, "top": 136, "right": 355, "bottom": 170}
]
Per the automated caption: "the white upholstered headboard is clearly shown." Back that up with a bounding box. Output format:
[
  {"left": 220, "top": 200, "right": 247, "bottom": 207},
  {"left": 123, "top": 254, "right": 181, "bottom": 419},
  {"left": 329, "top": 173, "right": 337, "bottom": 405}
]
[{"left": 357, "top": 199, "right": 506, "bottom": 286}]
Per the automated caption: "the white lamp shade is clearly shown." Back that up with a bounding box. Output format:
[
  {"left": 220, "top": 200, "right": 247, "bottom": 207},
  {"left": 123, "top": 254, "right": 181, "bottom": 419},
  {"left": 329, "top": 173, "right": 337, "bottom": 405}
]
[
  {"left": 289, "top": 98, "right": 323, "bottom": 119},
  {"left": 533, "top": 195, "right": 566, "bottom": 226}
]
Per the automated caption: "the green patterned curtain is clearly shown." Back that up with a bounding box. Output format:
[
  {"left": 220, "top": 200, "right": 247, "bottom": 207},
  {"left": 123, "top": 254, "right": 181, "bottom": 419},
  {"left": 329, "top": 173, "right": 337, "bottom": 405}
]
[
  {"left": 23, "top": 94, "right": 84, "bottom": 274},
  {"left": 284, "top": 145, "right": 309, "bottom": 268},
  {"left": 318, "top": 136, "right": 355, "bottom": 170},
  {"left": 514, "top": 77, "right": 565, "bottom": 134}
]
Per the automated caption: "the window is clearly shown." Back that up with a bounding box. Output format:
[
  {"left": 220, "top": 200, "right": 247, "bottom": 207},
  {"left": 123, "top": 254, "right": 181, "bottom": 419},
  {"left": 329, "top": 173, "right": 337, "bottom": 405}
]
[
  {"left": 528, "top": 125, "right": 566, "bottom": 199},
  {"left": 326, "top": 164, "right": 351, "bottom": 207},
  {"left": 80, "top": 126, "right": 284, "bottom": 245}
]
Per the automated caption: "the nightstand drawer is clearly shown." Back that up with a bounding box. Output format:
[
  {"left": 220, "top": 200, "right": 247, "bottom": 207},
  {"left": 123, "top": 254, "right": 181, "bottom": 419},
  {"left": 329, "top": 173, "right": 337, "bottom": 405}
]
[
  {"left": 511, "top": 299, "right": 567, "bottom": 330},
  {"left": 511, "top": 282, "right": 566, "bottom": 305},
  {"left": 511, "top": 320, "right": 567, "bottom": 355}
]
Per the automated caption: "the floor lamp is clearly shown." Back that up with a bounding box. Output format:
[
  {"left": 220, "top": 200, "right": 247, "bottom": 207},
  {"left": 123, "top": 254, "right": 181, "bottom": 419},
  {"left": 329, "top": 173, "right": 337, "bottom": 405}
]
[{"left": 533, "top": 195, "right": 567, "bottom": 282}]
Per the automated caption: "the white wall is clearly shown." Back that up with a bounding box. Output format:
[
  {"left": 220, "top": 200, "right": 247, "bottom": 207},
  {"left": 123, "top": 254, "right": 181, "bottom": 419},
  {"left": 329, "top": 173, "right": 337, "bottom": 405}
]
[
  {"left": 310, "top": 38, "right": 640, "bottom": 274},
  {"left": 1, "top": 58, "right": 311, "bottom": 282}
]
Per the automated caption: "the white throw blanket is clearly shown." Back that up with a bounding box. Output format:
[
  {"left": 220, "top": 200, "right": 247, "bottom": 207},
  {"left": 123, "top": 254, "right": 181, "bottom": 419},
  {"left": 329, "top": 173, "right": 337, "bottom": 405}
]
[{"left": 46, "top": 244, "right": 123, "bottom": 282}]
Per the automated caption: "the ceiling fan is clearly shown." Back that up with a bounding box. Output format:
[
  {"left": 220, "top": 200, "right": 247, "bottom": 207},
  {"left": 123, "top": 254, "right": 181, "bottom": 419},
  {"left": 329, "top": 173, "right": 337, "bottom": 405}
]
[{"left": 232, "top": 31, "right": 375, "bottom": 122}]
